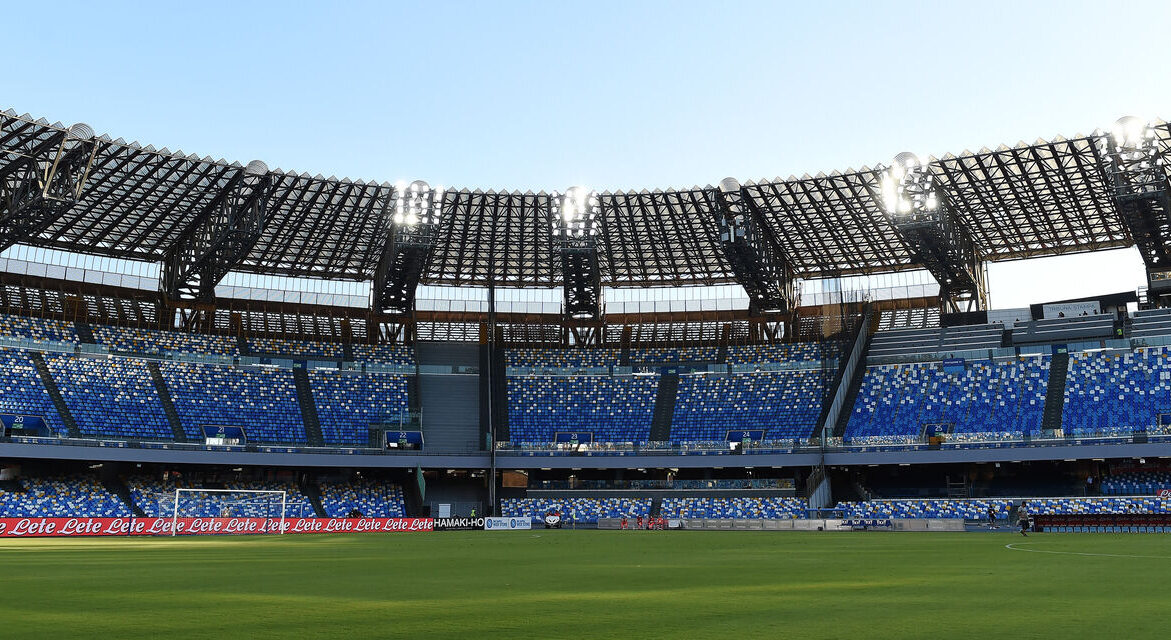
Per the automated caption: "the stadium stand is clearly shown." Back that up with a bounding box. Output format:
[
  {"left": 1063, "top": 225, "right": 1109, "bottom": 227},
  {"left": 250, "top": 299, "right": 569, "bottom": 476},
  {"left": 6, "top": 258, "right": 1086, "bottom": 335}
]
[
  {"left": 1012, "top": 314, "right": 1115, "bottom": 346},
  {"left": 628, "top": 346, "right": 721, "bottom": 363},
  {"left": 725, "top": 342, "right": 822, "bottom": 365},
  {"left": 158, "top": 362, "right": 306, "bottom": 443},
  {"left": 506, "top": 348, "right": 620, "bottom": 369},
  {"left": 1062, "top": 347, "right": 1171, "bottom": 435},
  {"left": 1129, "top": 308, "right": 1171, "bottom": 339},
  {"left": 835, "top": 499, "right": 1015, "bottom": 520},
  {"left": 0, "top": 475, "right": 130, "bottom": 517},
  {"left": 308, "top": 370, "right": 410, "bottom": 446},
  {"left": 0, "top": 313, "right": 78, "bottom": 345},
  {"left": 93, "top": 325, "right": 240, "bottom": 357},
  {"left": 867, "top": 324, "right": 1002, "bottom": 358},
  {"left": 507, "top": 374, "right": 659, "bottom": 443},
  {"left": 318, "top": 480, "right": 406, "bottom": 517},
  {"left": 128, "top": 477, "right": 314, "bottom": 517},
  {"left": 248, "top": 337, "right": 344, "bottom": 360},
  {"left": 500, "top": 497, "right": 652, "bottom": 523},
  {"left": 1024, "top": 497, "right": 1171, "bottom": 515},
  {"left": 349, "top": 344, "right": 415, "bottom": 366},
  {"left": 660, "top": 496, "right": 806, "bottom": 519},
  {"left": 1100, "top": 470, "right": 1171, "bottom": 496},
  {"left": 670, "top": 371, "right": 824, "bottom": 441},
  {"left": 46, "top": 354, "right": 173, "bottom": 440},
  {"left": 0, "top": 348, "right": 66, "bottom": 435},
  {"left": 845, "top": 357, "right": 1049, "bottom": 441}
]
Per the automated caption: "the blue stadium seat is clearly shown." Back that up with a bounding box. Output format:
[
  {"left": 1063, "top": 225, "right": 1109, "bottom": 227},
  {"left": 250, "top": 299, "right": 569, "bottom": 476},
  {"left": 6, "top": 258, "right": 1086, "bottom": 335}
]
[
  {"left": 507, "top": 374, "right": 659, "bottom": 443},
  {"left": 47, "top": 354, "right": 173, "bottom": 440},
  {"left": 159, "top": 362, "right": 306, "bottom": 443},
  {"left": 309, "top": 370, "right": 410, "bottom": 446},
  {"left": 670, "top": 371, "right": 824, "bottom": 441},
  {"left": 500, "top": 497, "right": 651, "bottom": 523}
]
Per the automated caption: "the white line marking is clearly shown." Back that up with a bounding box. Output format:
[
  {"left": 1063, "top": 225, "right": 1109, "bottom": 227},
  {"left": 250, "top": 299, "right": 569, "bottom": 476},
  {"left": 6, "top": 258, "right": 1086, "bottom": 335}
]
[{"left": 1005, "top": 542, "right": 1171, "bottom": 560}]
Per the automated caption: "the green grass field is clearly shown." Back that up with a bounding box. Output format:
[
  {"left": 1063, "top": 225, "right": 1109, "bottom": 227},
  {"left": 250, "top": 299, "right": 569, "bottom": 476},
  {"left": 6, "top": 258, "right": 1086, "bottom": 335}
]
[{"left": 2, "top": 530, "right": 1169, "bottom": 639}]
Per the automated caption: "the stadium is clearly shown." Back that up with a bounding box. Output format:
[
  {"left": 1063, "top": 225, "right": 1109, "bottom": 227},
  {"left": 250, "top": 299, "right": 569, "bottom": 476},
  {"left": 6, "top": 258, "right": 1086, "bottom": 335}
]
[{"left": 4, "top": 4, "right": 1171, "bottom": 639}]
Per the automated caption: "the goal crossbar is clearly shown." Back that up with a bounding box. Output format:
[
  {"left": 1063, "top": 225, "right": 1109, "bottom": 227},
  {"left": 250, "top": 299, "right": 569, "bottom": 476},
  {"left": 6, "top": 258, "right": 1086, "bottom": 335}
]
[{"left": 171, "top": 488, "right": 288, "bottom": 536}]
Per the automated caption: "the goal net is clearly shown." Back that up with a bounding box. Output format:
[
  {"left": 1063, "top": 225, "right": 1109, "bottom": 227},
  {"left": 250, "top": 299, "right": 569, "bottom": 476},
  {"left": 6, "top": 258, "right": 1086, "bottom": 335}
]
[{"left": 164, "top": 489, "right": 289, "bottom": 536}]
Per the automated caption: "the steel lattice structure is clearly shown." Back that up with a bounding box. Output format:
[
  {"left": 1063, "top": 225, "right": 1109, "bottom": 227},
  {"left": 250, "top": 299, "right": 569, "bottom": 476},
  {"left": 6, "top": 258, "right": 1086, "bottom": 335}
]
[{"left": 2, "top": 108, "right": 1167, "bottom": 298}]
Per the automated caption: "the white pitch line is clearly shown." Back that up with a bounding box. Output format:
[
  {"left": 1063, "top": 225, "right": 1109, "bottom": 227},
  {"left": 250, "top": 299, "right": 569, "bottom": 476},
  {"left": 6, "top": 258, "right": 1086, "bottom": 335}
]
[{"left": 1005, "top": 542, "right": 1171, "bottom": 560}]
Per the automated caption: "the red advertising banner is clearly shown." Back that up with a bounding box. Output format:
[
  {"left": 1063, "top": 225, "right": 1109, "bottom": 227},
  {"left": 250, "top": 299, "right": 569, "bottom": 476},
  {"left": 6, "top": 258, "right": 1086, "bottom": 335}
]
[
  {"left": 1158, "top": 489, "right": 1171, "bottom": 499},
  {"left": 0, "top": 517, "right": 433, "bottom": 538}
]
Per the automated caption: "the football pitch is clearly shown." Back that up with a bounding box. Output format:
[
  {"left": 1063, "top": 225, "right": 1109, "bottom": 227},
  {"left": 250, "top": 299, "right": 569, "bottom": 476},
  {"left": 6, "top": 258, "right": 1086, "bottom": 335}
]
[{"left": 2, "top": 530, "right": 1168, "bottom": 639}]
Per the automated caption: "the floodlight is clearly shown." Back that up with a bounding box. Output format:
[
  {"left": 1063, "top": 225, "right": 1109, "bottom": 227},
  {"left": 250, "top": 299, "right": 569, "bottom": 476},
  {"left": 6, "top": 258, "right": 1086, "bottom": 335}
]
[
  {"left": 1112, "top": 116, "right": 1149, "bottom": 150},
  {"left": 553, "top": 186, "right": 600, "bottom": 238},
  {"left": 393, "top": 179, "right": 442, "bottom": 228}
]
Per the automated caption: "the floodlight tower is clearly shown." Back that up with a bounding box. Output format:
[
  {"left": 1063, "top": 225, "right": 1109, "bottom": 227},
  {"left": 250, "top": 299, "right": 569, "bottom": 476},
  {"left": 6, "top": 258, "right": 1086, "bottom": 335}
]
[
  {"left": 550, "top": 186, "right": 604, "bottom": 344},
  {"left": 1, "top": 122, "right": 100, "bottom": 252},
  {"left": 879, "top": 153, "right": 986, "bottom": 313},
  {"left": 712, "top": 177, "right": 798, "bottom": 317},
  {"left": 373, "top": 180, "right": 444, "bottom": 320},
  {"left": 1100, "top": 116, "right": 1171, "bottom": 306}
]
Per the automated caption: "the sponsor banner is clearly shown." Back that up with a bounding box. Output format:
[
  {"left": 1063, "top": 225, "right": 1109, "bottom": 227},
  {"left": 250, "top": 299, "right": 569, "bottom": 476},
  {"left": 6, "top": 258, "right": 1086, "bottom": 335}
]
[
  {"left": 544, "top": 514, "right": 562, "bottom": 527},
  {"left": 842, "top": 518, "right": 893, "bottom": 529},
  {"left": 1041, "top": 301, "right": 1100, "bottom": 319},
  {"left": 432, "top": 517, "right": 485, "bottom": 531},
  {"left": 483, "top": 517, "right": 532, "bottom": 531},
  {"left": 0, "top": 517, "right": 433, "bottom": 538},
  {"left": 1158, "top": 489, "right": 1171, "bottom": 499}
]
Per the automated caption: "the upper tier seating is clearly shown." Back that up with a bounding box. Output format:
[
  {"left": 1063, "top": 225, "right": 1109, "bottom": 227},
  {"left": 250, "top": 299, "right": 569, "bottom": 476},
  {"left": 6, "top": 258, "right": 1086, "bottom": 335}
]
[
  {"left": 506, "top": 348, "right": 620, "bottom": 369},
  {"left": 0, "top": 476, "right": 130, "bottom": 517},
  {"left": 1100, "top": 471, "right": 1171, "bottom": 496},
  {"left": 846, "top": 357, "right": 1049, "bottom": 440},
  {"left": 835, "top": 499, "right": 1015, "bottom": 520},
  {"left": 349, "top": 344, "right": 415, "bottom": 366},
  {"left": 47, "top": 355, "right": 173, "bottom": 440},
  {"left": 1024, "top": 497, "right": 1171, "bottom": 514},
  {"left": 248, "top": 336, "right": 343, "bottom": 360},
  {"left": 0, "top": 348, "right": 66, "bottom": 435},
  {"left": 500, "top": 497, "right": 652, "bottom": 523},
  {"left": 628, "top": 346, "right": 720, "bottom": 363},
  {"left": 670, "top": 371, "right": 824, "bottom": 441},
  {"left": 507, "top": 374, "right": 659, "bottom": 443},
  {"left": 661, "top": 496, "right": 806, "bottom": 519},
  {"left": 159, "top": 362, "right": 305, "bottom": 443},
  {"left": 1062, "top": 347, "right": 1171, "bottom": 435},
  {"left": 318, "top": 480, "right": 406, "bottom": 517},
  {"left": 725, "top": 343, "right": 822, "bottom": 365},
  {"left": 308, "top": 370, "right": 410, "bottom": 446},
  {"left": 0, "top": 313, "right": 78, "bottom": 345},
  {"left": 1012, "top": 314, "right": 1114, "bottom": 346},
  {"left": 93, "top": 325, "right": 240, "bottom": 356}
]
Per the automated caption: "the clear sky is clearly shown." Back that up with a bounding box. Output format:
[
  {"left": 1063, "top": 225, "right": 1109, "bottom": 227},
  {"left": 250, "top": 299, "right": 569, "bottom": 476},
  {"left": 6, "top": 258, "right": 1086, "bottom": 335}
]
[{"left": 2, "top": 0, "right": 1168, "bottom": 308}]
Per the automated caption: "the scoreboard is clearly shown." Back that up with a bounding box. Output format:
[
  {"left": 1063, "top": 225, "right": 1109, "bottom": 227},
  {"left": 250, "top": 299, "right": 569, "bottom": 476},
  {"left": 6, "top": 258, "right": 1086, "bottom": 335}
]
[
  {"left": 0, "top": 414, "right": 50, "bottom": 437},
  {"left": 202, "top": 425, "right": 247, "bottom": 445}
]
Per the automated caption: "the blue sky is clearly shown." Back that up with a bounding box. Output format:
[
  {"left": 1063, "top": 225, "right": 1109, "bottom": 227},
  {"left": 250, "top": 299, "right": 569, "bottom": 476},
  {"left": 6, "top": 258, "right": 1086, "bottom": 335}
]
[{"left": 2, "top": 0, "right": 1168, "bottom": 307}]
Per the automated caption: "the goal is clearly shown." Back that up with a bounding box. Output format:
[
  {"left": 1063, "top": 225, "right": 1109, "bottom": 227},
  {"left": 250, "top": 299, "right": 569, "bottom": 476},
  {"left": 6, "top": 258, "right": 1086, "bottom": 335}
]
[{"left": 167, "top": 488, "right": 289, "bottom": 536}]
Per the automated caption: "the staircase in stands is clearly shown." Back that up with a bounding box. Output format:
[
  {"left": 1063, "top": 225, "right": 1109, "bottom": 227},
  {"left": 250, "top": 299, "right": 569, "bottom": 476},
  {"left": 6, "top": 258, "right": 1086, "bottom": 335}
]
[
  {"left": 1041, "top": 351, "right": 1069, "bottom": 434},
  {"left": 292, "top": 368, "right": 325, "bottom": 446},
  {"left": 648, "top": 371, "right": 680, "bottom": 442},
  {"left": 28, "top": 352, "right": 80, "bottom": 438},
  {"left": 146, "top": 361, "right": 188, "bottom": 442}
]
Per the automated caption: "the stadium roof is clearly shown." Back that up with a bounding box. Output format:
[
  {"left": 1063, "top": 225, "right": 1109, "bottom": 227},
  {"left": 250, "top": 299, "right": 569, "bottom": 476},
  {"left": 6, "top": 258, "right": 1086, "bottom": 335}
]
[{"left": 2, "top": 108, "right": 1165, "bottom": 288}]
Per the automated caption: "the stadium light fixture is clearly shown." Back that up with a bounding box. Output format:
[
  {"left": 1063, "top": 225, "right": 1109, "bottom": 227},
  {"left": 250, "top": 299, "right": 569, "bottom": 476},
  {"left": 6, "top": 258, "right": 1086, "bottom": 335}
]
[
  {"left": 393, "top": 179, "right": 443, "bottom": 228},
  {"left": 551, "top": 185, "right": 601, "bottom": 238},
  {"left": 879, "top": 152, "right": 940, "bottom": 220}
]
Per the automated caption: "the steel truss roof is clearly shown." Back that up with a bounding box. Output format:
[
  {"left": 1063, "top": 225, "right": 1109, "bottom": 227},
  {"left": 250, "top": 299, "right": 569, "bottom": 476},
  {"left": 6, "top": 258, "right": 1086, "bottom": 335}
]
[{"left": 2, "top": 108, "right": 1165, "bottom": 288}]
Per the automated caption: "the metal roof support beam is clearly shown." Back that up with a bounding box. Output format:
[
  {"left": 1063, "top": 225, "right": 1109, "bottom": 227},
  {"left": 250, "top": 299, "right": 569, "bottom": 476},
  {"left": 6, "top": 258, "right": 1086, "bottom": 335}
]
[
  {"left": 712, "top": 178, "right": 799, "bottom": 316},
  {"left": 161, "top": 161, "right": 271, "bottom": 304},
  {"left": 880, "top": 154, "right": 986, "bottom": 313},
  {"left": 1101, "top": 117, "right": 1171, "bottom": 306},
  {"left": 551, "top": 188, "right": 604, "bottom": 344},
  {"left": 372, "top": 181, "right": 442, "bottom": 317},
  {"left": 0, "top": 124, "right": 98, "bottom": 252}
]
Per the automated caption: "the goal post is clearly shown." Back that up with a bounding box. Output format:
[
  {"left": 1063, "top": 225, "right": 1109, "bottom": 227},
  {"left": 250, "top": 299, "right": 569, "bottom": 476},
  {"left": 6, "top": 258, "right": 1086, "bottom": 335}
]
[{"left": 170, "top": 488, "right": 288, "bottom": 537}]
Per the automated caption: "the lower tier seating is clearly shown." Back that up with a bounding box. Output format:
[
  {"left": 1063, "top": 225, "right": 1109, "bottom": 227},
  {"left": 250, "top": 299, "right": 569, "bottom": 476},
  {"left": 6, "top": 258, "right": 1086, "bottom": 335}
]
[
  {"left": 0, "top": 476, "right": 129, "bottom": 517},
  {"left": 670, "top": 371, "right": 824, "bottom": 441},
  {"left": 500, "top": 497, "right": 652, "bottom": 523},
  {"left": 661, "top": 496, "right": 806, "bottom": 519},
  {"left": 835, "top": 499, "right": 1015, "bottom": 520},
  {"left": 507, "top": 375, "right": 659, "bottom": 443},
  {"left": 1024, "top": 497, "right": 1171, "bottom": 514},
  {"left": 1100, "top": 471, "right": 1171, "bottom": 496},
  {"left": 318, "top": 480, "right": 405, "bottom": 517},
  {"left": 128, "top": 477, "right": 314, "bottom": 517}
]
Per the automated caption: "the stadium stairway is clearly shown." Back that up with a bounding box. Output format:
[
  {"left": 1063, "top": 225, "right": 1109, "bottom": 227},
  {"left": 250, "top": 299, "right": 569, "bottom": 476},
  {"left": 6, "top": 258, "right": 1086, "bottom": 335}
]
[
  {"left": 104, "top": 476, "right": 145, "bottom": 517},
  {"left": 343, "top": 341, "right": 354, "bottom": 362},
  {"left": 417, "top": 342, "right": 482, "bottom": 452},
  {"left": 146, "top": 361, "right": 188, "bottom": 442},
  {"left": 1041, "top": 351, "right": 1069, "bottom": 433},
  {"left": 236, "top": 334, "right": 250, "bottom": 356},
  {"left": 28, "top": 352, "right": 79, "bottom": 438},
  {"left": 74, "top": 321, "right": 96, "bottom": 344},
  {"left": 650, "top": 496, "right": 663, "bottom": 518},
  {"left": 301, "top": 480, "right": 327, "bottom": 517},
  {"left": 648, "top": 371, "right": 680, "bottom": 442},
  {"left": 481, "top": 344, "right": 509, "bottom": 443},
  {"left": 292, "top": 368, "right": 325, "bottom": 447}
]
